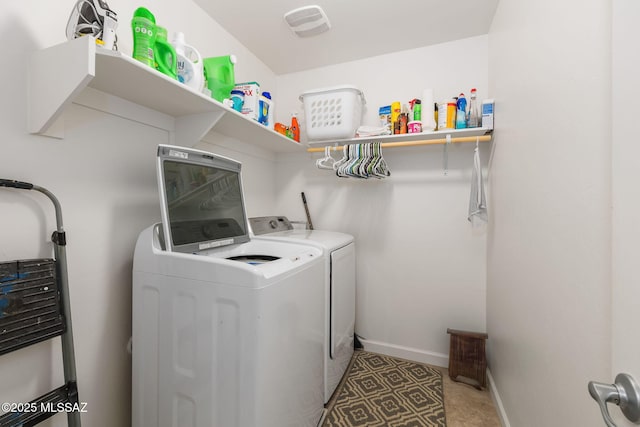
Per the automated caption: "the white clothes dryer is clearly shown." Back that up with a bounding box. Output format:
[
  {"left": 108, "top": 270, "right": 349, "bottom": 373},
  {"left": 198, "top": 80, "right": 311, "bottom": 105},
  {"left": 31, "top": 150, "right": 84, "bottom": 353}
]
[
  {"left": 132, "top": 146, "right": 325, "bottom": 427},
  {"left": 250, "top": 216, "right": 356, "bottom": 404}
]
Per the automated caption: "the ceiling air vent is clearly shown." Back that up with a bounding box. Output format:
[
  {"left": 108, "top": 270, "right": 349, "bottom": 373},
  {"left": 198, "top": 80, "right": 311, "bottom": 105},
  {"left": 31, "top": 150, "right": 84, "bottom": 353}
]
[{"left": 284, "top": 5, "right": 331, "bottom": 38}]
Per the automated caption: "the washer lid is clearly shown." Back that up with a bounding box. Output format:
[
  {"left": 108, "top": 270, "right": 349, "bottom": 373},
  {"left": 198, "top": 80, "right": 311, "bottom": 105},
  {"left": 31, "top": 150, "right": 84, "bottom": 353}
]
[{"left": 157, "top": 145, "right": 250, "bottom": 253}]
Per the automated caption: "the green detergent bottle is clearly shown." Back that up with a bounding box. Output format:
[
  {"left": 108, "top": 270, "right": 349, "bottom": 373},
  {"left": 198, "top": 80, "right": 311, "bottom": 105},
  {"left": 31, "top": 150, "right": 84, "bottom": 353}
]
[
  {"left": 131, "top": 7, "right": 156, "bottom": 68},
  {"left": 203, "top": 55, "right": 237, "bottom": 102},
  {"left": 153, "top": 26, "right": 178, "bottom": 80}
]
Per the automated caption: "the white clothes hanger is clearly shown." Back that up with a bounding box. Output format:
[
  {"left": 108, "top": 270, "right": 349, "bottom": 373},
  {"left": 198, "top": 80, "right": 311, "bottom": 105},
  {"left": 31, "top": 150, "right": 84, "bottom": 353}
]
[
  {"left": 346, "top": 144, "right": 363, "bottom": 178},
  {"left": 358, "top": 143, "right": 372, "bottom": 178},
  {"left": 349, "top": 144, "right": 366, "bottom": 178},
  {"left": 316, "top": 146, "right": 337, "bottom": 170},
  {"left": 334, "top": 145, "right": 351, "bottom": 177},
  {"left": 373, "top": 142, "right": 390, "bottom": 178},
  {"left": 318, "top": 142, "right": 390, "bottom": 179}
]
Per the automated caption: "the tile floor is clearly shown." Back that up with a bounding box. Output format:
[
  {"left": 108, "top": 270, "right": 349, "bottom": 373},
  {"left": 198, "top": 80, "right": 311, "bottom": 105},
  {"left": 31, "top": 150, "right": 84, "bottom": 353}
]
[
  {"left": 323, "top": 350, "right": 502, "bottom": 426},
  {"left": 438, "top": 367, "right": 502, "bottom": 426}
]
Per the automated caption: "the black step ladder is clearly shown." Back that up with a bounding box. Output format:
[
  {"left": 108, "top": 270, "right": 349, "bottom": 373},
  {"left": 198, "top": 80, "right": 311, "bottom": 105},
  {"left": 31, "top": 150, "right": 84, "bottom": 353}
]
[{"left": 0, "top": 179, "right": 81, "bottom": 427}]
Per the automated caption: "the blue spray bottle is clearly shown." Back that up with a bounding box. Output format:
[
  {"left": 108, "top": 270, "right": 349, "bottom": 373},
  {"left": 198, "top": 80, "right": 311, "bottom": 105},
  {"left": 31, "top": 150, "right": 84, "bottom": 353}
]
[{"left": 456, "top": 93, "right": 467, "bottom": 129}]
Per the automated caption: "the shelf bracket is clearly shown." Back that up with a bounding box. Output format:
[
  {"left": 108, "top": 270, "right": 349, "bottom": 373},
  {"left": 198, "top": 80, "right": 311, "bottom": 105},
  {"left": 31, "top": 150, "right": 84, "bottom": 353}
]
[
  {"left": 173, "top": 110, "right": 226, "bottom": 146},
  {"left": 28, "top": 37, "right": 96, "bottom": 139},
  {"left": 443, "top": 133, "right": 452, "bottom": 175}
]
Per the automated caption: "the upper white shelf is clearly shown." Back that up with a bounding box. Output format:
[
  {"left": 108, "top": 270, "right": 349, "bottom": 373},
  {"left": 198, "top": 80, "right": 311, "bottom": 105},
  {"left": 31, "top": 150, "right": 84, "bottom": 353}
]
[{"left": 27, "top": 37, "right": 303, "bottom": 153}]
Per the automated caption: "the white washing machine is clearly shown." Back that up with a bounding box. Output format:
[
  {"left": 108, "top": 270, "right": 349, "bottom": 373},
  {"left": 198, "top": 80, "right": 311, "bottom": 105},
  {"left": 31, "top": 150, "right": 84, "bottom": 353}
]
[
  {"left": 132, "top": 145, "right": 325, "bottom": 427},
  {"left": 250, "top": 216, "right": 355, "bottom": 404}
]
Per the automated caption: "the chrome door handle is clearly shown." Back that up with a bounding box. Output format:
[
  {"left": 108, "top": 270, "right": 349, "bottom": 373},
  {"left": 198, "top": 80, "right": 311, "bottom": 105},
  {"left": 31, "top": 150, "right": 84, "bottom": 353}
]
[{"left": 589, "top": 373, "right": 640, "bottom": 426}]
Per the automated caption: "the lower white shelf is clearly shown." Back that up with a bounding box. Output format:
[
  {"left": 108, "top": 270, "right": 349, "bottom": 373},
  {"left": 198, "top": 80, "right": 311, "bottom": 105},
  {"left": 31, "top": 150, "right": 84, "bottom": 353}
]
[
  {"left": 306, "top": 127, "right": 493, "bottom": 152},
  {"left": 310, "top": 127, "right": 492, "bottom": 145}
]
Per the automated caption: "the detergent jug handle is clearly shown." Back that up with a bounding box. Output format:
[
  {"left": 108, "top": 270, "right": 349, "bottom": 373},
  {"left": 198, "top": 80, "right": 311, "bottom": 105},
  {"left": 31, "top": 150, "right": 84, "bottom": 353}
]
[{"left": 185, "top": 44, "right": 202, "bottom": 65}]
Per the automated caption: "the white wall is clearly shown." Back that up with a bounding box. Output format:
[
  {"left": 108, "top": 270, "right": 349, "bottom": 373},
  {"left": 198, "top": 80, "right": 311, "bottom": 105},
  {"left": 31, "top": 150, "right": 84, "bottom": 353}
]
[
  {"left": 274, "top": 36, "right": 490, "bottom": 365},
  {"left": 611, "top": 2, "right": 640, "bottom": 426},
  {"left": 275, "top": 36, "right": 489, "bottom": 137},
  {"left": 0, "top": 1, "right": 277, "bottom": 426},
  {"left": 486, "top": 0, "right": 611, "bottom": 425}
]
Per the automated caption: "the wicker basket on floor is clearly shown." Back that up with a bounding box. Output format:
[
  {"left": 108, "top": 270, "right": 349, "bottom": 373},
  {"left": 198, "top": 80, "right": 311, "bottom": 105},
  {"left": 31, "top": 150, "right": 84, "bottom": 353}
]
[{"left": 447, "top": 328, "right": 488, "bottom": 389}]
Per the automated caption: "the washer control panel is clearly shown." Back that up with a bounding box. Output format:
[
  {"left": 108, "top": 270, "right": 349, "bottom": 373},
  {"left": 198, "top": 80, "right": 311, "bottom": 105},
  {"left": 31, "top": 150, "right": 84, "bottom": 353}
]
[{"left": 249, "top": 216, "right": 293, "bottom": 235}]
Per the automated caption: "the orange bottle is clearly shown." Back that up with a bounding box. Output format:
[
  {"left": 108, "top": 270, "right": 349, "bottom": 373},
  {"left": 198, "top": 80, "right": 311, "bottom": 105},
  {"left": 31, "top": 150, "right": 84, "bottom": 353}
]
[
  {"left": 274, "top": 122, "right": 288, "bottom": 136},
  {"left": 290, "top": 113, "right": 300, "bottom": 142}
]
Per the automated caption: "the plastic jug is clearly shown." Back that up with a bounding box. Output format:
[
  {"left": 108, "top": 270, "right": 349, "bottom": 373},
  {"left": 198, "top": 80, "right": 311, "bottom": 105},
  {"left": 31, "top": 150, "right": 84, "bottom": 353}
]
[
  {"left": 203, "top": 55, "right": 237, "bottom": 102},
  {"left": 131, "top": 7, "right": 156, "bottom": 67},
  {"left": 171, "top": 32, "right": 204, "bottom": 91},
  {"left": 153, "top": 26, "right": 177, "bottom": 79}
]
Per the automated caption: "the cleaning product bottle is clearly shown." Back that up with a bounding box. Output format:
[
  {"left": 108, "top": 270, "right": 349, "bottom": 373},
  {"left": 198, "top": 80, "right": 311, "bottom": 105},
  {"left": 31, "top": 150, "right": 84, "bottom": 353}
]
[
  {"left": 290, "top": 113, "right": 300, "bottom": 142},
  {"left": 391, "top": 101, "right": 401, "bottom": 134},
  {"left": 171, "top": 32, "right": 204, "bottom": 91},
  {"left": 456, "top": 93, "right": 467, "bottom": 129},
  {"left": 203, "top": 55, "right": 237, "bottom": 102},
  {"left": 153, "top": 26, "right": 177, "bottom": 79},
  {"left": 274, "top": 122, "right": 288, "bottom": 136},
  {"left": 131, "top": 7, "right": 156, "bottom": 68},
  {"left": 421, "top": 89, "right": 437, "bottom": 131},
  {"left": 412, "top": 99, "right": 422, "bottom": 122},
  {"left": 229, "top": 90, "right": 244, "bottom": 111},
  {"left": 434, "top": 102, "right": 439, "bottom": 130},
  {"left": 258, "top": 92, "right": 271, "bottom": 126},
  {"left": 446, "top": 99, "right": 457, "bottom": 129},
  {"left": 437, "top": 101, "right": 448, "bottom": 130},
  {"left": 399, "top": 104, "right": 409, "bottom": 134},
  {"left": 266, "top": 93, "right": 274, "bottom": 129},
  {"left": 468, "top": 88, "right": 480, "bottom": 128}
]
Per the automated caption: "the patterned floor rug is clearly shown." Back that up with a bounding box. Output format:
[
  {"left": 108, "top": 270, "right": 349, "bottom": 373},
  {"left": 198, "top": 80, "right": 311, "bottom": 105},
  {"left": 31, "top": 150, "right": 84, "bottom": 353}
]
[{"left": 323, "top": 351, "right": 446, "bottom": 427}]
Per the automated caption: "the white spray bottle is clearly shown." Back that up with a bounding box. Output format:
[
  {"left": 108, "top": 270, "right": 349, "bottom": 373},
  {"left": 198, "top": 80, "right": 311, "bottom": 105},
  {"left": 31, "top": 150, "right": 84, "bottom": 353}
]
[{"left": 171, "top": 32, "right": 205, "bottom": 92}]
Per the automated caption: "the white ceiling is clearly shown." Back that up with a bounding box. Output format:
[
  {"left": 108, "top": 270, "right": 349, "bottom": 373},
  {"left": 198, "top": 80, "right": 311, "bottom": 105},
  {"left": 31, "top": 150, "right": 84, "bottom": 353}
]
[{"left": 193, "top": 0, "right": 499, "bottom": 75}]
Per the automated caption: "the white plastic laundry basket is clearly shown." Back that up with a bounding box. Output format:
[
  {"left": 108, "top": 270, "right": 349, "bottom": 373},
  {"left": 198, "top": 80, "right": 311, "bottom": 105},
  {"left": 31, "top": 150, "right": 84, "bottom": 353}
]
[{"left": 299, "top": 85, "right": 366, "bottom": 142}]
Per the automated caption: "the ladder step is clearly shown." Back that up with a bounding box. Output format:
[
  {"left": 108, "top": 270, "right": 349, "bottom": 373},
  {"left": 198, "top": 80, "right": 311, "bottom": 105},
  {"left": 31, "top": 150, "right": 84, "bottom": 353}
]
[
  {"left": 0, "top": 382, "right": 78, "bottom": 427},
  {"left": 0, "top": 259, "right": 65, "bottom": 355}
]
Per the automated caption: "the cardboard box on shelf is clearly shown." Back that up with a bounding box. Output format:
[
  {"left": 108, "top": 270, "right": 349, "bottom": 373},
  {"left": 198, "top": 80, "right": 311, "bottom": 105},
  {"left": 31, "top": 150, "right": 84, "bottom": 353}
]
[{"left": 234, "top": 82, "right": 261, "bottom": 121}]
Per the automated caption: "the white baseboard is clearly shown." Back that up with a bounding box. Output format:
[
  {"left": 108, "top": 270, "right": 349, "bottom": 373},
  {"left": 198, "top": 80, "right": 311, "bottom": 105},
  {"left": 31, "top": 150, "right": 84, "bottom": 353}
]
[
  {"left": 487, "top": 369, "right": 510, "bottom": 427},
  {"left": 358, "top": 338, "right": 449, "bottom": 367}
]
